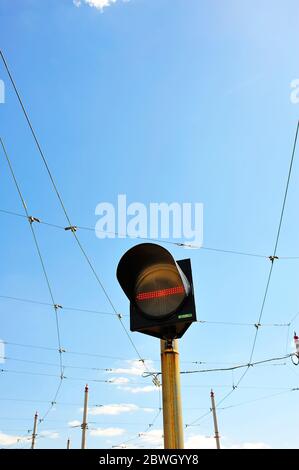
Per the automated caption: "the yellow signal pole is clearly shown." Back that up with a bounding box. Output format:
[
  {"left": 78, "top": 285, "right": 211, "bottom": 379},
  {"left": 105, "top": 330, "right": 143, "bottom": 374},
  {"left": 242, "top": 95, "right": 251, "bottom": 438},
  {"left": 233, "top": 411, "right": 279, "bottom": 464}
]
[{"left": 160, "top": 338, "right": 184, "bottom": 449}]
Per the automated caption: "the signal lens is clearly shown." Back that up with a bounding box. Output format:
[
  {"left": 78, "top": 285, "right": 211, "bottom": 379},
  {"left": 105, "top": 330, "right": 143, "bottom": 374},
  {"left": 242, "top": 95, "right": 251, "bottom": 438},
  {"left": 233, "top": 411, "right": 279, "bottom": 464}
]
[
  {"left": 136, "top": 286, "right": 185, "bottom": 301},
  {"left": 135, "top": 264, "right": 187, "bottom": 318}
]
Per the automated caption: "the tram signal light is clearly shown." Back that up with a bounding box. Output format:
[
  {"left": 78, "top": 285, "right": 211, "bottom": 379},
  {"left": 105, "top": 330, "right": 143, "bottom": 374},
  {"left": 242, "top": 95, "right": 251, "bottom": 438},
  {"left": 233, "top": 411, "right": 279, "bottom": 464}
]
[{"left": 116, "top": 243, "right": 197, "bottom": 339}]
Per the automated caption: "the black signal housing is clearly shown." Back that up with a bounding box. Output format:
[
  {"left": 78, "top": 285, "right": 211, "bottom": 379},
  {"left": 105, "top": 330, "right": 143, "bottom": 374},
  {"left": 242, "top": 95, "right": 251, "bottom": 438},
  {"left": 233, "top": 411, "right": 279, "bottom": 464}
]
[{"left": 116, "top": 243, "right": 197, "bottom": 339}]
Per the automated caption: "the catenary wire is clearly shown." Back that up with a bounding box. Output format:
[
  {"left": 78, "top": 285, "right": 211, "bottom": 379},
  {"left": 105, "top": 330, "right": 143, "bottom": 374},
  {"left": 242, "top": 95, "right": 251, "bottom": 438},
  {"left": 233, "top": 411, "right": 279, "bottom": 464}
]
[
  {"left": 0, "top": 137, "right": 64, "bottom": 379},
  {"left": 2, "top": 207, "right": 299, "bottom": 260},
  {"left": 187, "top": 121, "right": 299, "bottom": 427},
  {"left": 0, "top": 293, "right": 290, "bottom": 327},
  {"left": 0, "top": 50, "right": 155, "bottom": 377}
]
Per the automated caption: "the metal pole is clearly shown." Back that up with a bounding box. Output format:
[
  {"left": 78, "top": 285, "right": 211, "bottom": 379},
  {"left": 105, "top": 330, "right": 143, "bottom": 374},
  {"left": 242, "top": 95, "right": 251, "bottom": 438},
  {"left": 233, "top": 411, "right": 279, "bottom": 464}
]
[
  {"left": 67, "top": 438, "right": 71, "bottom": 449},
  {"left": 31, "top": 411, "right": 38, "bottom": 449},
  {"left": 81, "top": 384, "right": 89, "bottom": 449},
  {"left": 160, "top": 338, "right": 184, "bottom": 449},
  {"left": 210, "top": 389, "right": 221, "bottom": 449}
]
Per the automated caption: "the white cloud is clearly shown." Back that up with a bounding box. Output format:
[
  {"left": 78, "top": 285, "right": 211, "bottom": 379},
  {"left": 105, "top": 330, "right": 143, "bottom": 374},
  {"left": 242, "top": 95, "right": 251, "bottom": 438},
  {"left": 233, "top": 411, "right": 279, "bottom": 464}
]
[
  {"left": 139, "top": 429, "right": 163, "bottom": 447},
  {"left": 120, "top": 385, "right": 159, "bottom": 394},
  {"left": 89, "top": 403, "right": 138, "bottom": 416},
  {"left": 39, "top": 430, "right": 59, "bottom": 440},
  {"left": 185, "top": 434, "right": 216, "bottom": 449},
  {"left": 109, "top": 429, "right": 272, "bottom": 450},
  {"left": 107, "top": 360, "right": 160, "bottom": 394},
  {"left": 0, "top": 431, "right": 24, "bottom": 446},
  {"left": 68, "top": 420, "right": 81, "bottom": 427},
  {"left": 73, "top": 0, "right": 128, "bottom": 11},
  {"left": 90, "top": 427, "right": 125, "bottom": 437},
  {"left": 109, "top": 360, "right": 155, "bottom": 377},
  {"left": 86, "top": 0, "right": 117, "bottom": 10},
  {"left": 114, "top": 443, "right": 139, "bottom": 449},
  {"left": 138, "top": 432, "right": 215, "bottom": 450},
  {"left": 184, "top": 434, "right": 271, "bottom": 450},
  {"left": 109, "top": 377, "right": 130, "bottom": 385},
  {"left": 231, "top": 442, "right": 271, "bottom": 449},
  {"left": 88, "top": 403, "right": 155, "bottom": 416}
]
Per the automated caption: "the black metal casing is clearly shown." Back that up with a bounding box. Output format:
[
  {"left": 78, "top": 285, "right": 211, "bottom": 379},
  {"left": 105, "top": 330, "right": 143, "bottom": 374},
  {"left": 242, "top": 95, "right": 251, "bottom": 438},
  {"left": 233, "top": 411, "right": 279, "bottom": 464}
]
[
  {"left": 130, "top": 258, "right": 197, "bottom": 340},
  {"left": 117, "top": 243, "right": 197, "bottom": 340}
]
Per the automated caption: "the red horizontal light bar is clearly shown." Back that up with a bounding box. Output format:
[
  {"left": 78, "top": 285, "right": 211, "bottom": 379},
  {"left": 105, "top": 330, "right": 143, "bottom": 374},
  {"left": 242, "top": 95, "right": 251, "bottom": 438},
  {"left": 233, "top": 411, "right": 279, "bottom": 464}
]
[{"left": 136, "top": 285, "right": 185, "bottom": 301}]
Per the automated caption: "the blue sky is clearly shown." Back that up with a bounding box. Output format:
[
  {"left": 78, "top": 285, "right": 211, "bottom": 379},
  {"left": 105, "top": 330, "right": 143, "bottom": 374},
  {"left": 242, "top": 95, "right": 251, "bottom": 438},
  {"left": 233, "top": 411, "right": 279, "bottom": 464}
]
[{"left": 0, "top": 0, "right": 298, "bottom": 449}]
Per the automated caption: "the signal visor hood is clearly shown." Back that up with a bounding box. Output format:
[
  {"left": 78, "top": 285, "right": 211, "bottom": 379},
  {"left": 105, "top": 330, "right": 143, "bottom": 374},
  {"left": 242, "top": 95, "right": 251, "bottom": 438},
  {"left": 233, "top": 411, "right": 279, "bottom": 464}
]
[{"left": 116, "top": 243, "right": 180, "bottom": 301}]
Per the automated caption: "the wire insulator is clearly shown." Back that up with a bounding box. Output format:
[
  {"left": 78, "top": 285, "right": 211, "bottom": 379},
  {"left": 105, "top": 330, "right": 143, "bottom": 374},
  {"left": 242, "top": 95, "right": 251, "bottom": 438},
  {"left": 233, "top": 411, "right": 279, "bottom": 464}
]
[
  {"left": 28, "top": 216, "right": 41, "bottom": 224},
  {"left": 64, "top": 225, "right": 77, "bottom": 232}
]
